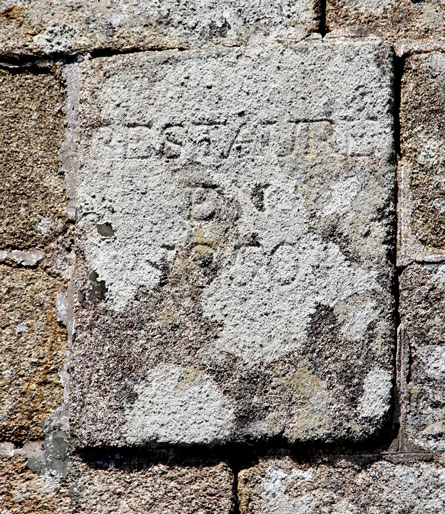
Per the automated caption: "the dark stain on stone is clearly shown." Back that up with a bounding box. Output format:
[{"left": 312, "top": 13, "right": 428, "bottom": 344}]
[
  {"left": 70, "top": 178, "right": 241, "bottom": 444},
  {"left": 88, "top": 270, "right": 107, "bottom": 301},
  {"left": 304, "top": 304, "right": 385, "bottom": 414},
  {"left": 322, "top": 223, "right": 362, "bottom": 265},
  {"left": 41, "top": 429, "right": 70, "bottom": 479},
  {"left": 71, "top": 245, "right": 222, "bottom": 444},
  {"left": 115, "top": 382, "right": 139, "bottom": 409},
  {"left": 232, "top": 368, "right": 272, "bottom": 433},
  {"left": 250, "top": 184, "right": 268, "bottom": 211},
  {"left": 204, "top": 19, "right": 231, "bottom": 39}
]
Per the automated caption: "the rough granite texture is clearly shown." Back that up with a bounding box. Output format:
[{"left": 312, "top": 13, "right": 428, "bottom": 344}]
[
  {"left": 69, "top": 40, "right": 395, "bottom": 448},
  {"left": 0, "top": 447, "right": 234, "bottom": 513},
  {"left": 238, "top": 457, "right": 445, "bottom": 513},
  {"left": 0, "top": 265, "right": 66, "bottom": 442},
  {"left": 399, "top": 52, "right": 445, "bottom": 254},
  {"left": 0, "top": 449, "right": 71, "bottom": 513},
  {"left": 0, "top": 0, "right": 320, "bottom": 56},
  {"left": 0, "top": 68, "right": 67, "bottom": 249},
  {"left": 327, "top": 0, "right": 445, "bottom": 42},
  {"left": 0, "top": 1, "right": 444, "bottom": 511},
  {"left": 399, "top": 264, "right": 445, "bottom": 453}
]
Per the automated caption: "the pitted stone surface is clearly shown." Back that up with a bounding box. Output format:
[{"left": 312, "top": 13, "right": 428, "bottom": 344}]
[
  {"left": 0, "top": 265, "right": 66, "bottom": 442},
  {"left": 238, "top": 457, "right": 445, "bottom": 513},
  {"left": 327, "top": 1, "right": 445, "bottom": 42},
  {"left": 400, "top": 264, "right": 445, "bottom": 453},
  {"left": 70, "top": 40, "right": 395, "bottom": 447},
  {"left": 0, "top": 68, "right": 67, "bottom": 249},
  {"left": 0, "top": 0, "right": 319, "bottom": 56},
  {"left": 0, "top": 448, "right": 234, "bottom": 513},
  {"left": 124, "top": 364, "right": 236, "bottom": 445},
  {"left": 68, "top": 458, "right": 234, "bottom": 513},
  {"left": 399, "top": 52, "right": 445, "bottom": 256},
  {"left": 0, "top": 449, "right": 71, "bottom": 513}
]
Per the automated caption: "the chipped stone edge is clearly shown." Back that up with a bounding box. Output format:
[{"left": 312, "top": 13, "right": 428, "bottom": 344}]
[
  {"left": 0, "top": 248, "right": 45, "bottom": 266},
  {"left": 60, "top": 63, "right": 80, "bottom": 222},
  {"left": 28, "top": 63, "right": 84, "bottom": 474},
  {"left": 325, "top": 30, "right": 445, "bottom": 58},
  {"left": 394, "top": 38, "right": 445, "bottom": 58},
  {"left": 60, "top": 60, "right": 80, "bottom": 353},
  {"left": 324, "top": 29, "right": 384, "bottom": 41}
]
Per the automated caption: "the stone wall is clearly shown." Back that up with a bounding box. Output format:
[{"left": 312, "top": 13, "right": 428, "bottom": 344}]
[{"left": 0, "top": 1, "right": 444, "bottom": 512}]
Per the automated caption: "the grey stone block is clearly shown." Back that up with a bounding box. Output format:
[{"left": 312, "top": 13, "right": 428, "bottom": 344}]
[
  {"left": 238, "top": 457, "right": 445, "bottom": 513},
  {"left": 0, "top": 0, "right": 320, "bottom": 56},
  {"left": 69, "top": 40, "right": 395, "bottom": 447},
  {"left": 400, "top": 264, "right": 445, "bottom": 454}
]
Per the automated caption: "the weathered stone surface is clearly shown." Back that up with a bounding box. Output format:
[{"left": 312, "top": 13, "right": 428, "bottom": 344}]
[
  {"left": 398, "top": 52, "right": 445, "bottom": 265},
  {"left": 68, "top": 457, "right": 234, "bottom": 514},
  {"left": 0, "top": 446, "right": 234, "bottom": 513},
  {"left": 0, "top": 68, "right": 67, "bottom": 249},
  {"left": 0, "top": 446, "right": 70, "bottom": 514},
  {"left": 394, "top": 38, "right": 445, "bottom": 59},
  {"left": 0, "top": 0, "right": 320, "bottom": 56},
  {"left": 238, "top": 457, "right": 445, "bottom": 513},
  {"left": 0, "top": 265, "right": 66, "bottom": 442},
  {"left": 70, "top": 40, "right": 395, "bottom": 447},
  {"left": 326, "top": 1, "right": 445, "bottom": 42},
  {"left": 399, "top": 264, "right": 445, "bottom": 453}
]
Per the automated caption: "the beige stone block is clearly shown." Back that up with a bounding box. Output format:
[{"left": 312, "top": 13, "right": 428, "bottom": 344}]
[
  {"left": 0, "top": 69, "right": 66, "bottom": 249},
  {"left": 398, "top": 52, "right": 445, "bottom": 265},
  {"left": 327, "top": 1, "right": 445, "bottom": 42},
  {"left": 0, "top": 265, "right": 66, "bottom": 442},
  {"left": 0, "top": 448, "right": 234, "bottom": 514}
]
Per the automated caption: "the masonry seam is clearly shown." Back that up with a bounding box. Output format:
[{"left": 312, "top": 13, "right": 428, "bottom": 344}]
[{"left": 319, "top": 0, "right": 328, "bottom": 37}]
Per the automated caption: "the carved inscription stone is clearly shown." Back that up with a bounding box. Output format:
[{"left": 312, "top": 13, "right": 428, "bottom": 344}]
[{"left": 70, "top": 40, "right": 395, "bottom": 447}]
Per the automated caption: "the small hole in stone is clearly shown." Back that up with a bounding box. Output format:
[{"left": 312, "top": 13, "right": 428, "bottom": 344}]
[{"left": 97, "top": 222, "right": 115, "bottom": 238}]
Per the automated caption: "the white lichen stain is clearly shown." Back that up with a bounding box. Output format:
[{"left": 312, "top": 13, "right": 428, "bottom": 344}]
[
  {"left": 202, "top": 233, "right": 379, "bottom": 365},
  {"left": 261, "top": 465, "right": 317, "bottom": 514},
  {"left": 432, "top": 265, "right": 445, "bottom": 287},
  {"left": 80, "top": 162, "right": 189, "bottom": 311},
  {"left": 340, "top": 299, "right": 378, "bottom": 341},
  {"left": 323, "top": 177, "right": 361, "bottom": 217},
  {"left": 358, "top": 369, "right": 392, "bottom": 420},
  {"left": 201, "top": 170, "right": 381, "bottom": 366},
  {"left": 419, "top": 345, "right": 445, "bottom": 381},
  {"left": 37, "top": 218, "right": 52, "bottom": 234},
  {"left": 123, "top": 364, "right": 235, "bottom": 446}
]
